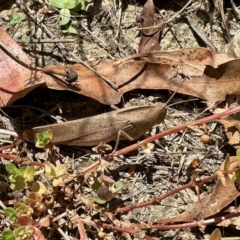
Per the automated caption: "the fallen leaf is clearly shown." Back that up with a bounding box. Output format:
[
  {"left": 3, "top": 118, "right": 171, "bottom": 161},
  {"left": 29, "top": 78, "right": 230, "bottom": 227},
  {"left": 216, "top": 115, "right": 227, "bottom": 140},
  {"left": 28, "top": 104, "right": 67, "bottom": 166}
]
[
  {"left": 137, "top": 0, "right": 161, "bottom": 53},
  {"left": 157, "top": 156, "right": 240, "bottom": 223},
  {"left": 209, "top": 228, "right": 221, "bottom": 240},
  {"left": 1, "top": 27, "right": 240, "bottom": 107}
]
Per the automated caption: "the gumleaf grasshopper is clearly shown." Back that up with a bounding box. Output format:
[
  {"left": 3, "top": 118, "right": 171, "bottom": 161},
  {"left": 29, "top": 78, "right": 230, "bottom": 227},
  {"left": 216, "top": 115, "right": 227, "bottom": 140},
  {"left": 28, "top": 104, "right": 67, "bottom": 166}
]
[{"left": 22, "top": 103, "right": 166, "bottom": 146}]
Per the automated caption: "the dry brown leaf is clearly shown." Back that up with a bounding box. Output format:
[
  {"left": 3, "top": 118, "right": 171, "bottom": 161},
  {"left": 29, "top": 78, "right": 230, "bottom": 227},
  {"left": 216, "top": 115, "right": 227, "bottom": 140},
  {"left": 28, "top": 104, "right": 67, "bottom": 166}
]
[
  {"left": 137, "top": 0, "right": 161, "bottom": 53},
  {"left": 157, "top": 157, "right": 240, "bottom": 224},
  {"left": 2, "top": 27, "right": 240, "bottom": 107}
]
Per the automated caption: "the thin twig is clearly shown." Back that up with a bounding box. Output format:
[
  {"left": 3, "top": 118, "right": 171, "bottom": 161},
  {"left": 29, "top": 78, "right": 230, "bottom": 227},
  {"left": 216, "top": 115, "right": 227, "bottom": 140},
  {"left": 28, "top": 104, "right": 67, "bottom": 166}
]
[
  {"left": 53, "top": 223, "right": 70, "bottom": 240},
  {"left": 15, "top": 38, "right": 76, "bottom": 43}
]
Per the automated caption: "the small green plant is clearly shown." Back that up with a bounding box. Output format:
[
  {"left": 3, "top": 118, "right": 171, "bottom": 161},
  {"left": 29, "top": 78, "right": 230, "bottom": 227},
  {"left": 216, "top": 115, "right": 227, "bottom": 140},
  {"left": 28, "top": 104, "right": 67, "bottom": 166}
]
[
  {"left": 35, "top": 130, "right": 53, "bottom": 148},
  {"left": 4, "top": 204, "right": 33, "bottom": 223},
  {"left": 232, "top": 149, "right": 240, "bottom": 185},
  {"left": 44, "top": 162, "right": 67, "bottom": 186},
  {"left": 2, "top": 226, "right": 34, "bottom": 240},
  {"left": 92, "top": 177, "right": 123, "bottom": 204},
  {"left": 10, "top": 12, "right": 26, "bottom": 26},
  {"left": 5, "top": 163, "right": 35, "bottom": 190},
  {"left": 47, "top": 0, "right": 87, "bottom": 33},
  {"left": 4, "top": 207, "right": 18, "bottom": 222}
]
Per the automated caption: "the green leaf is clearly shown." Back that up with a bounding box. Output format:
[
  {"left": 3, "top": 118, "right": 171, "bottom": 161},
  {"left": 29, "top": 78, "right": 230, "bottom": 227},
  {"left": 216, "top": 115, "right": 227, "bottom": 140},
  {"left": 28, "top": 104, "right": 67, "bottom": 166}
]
[
  {"left": 15, "top": 203, "right": 32, "bottom": 216},
  {"left": 48, "top": 0, "right": 66, "bottom": 9},
  {"left": 10, "top": 176, "right": 26, "bottom": 190},
  {"left": 237, "top": 149, "right": 240, "bottom": 163},
  {"left": 224, "top": 154, "right": 230, "bottom": 171},
  {"left": 93, "top": 196, "right": 107, "bottom": 204},
  {"left": 23, "top": 166, "right": 35, "bottom": 182},
  {"left": 35, "top": 130, "right": 53, "bottom": 148},
  {"left": 48, "top": 0, "right": 81, "bottom": 9},
  {"left": 92, "top": 178, "right": 102, "bottom": 191},
  {"left": 13, "top": 226, "right": 26, "bottom": 237},
  {"left": 72, "top": 0, "right": 86, "bottom": 11},
  {"left": 55, "top": 164, "right": 67, "bottom": 177},
  {"left": 10, "top": 12, "right": 26, "bottom": 25},
  {"left": 5, "top": 163, "right": 18, "bottom": 175},
  {"left": 114, "top": 181, "right": 123, "bottom": 191},
  {"left": 64, "top": 0, "right": 81, "bottom": 9},
  {"left": 63, "top": 25, "right": 78, "bottom": 34},
  {"left": 59, "top": 8, "right": 71, "bottom": 25},
  {"left": 2, "top": 230, "right": 15, "bottom": 240},
  {"left": 4, "top": 207, "right": 17, "bottom": 222},
  {"left": 18, "top": 167, "right": 26, "bottom": 178}
]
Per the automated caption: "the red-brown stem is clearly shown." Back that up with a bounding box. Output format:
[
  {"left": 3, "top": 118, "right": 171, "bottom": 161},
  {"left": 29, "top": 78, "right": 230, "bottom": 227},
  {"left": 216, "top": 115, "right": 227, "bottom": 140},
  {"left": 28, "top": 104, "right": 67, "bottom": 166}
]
[
  {"left": 108, "top": 106, "right": 240, "bottom": 158},
  {"left": 0, "top": 153, "right": 21, "bottom": 161},
  {"left": 135, "top": 211, "right": 240, "bottom": 230},
  {"left": 114, "top": 173, "right": 218, "bottom": 213},
  {"left": 0, "top": 144, "right": 14, "bottom": 151},
  {"left": 83, "top": 219, "right": 155, "bottom": 240},
  {"left": 78, "top": 221, "right": 88, "bottom": 240},
  {"left": 85, "top": 211, "right": 240, "bottom": 234}
]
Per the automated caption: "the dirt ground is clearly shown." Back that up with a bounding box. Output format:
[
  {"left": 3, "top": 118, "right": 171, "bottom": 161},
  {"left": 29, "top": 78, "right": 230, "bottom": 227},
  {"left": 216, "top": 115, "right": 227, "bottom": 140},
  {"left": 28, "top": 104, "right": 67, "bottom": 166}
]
[{"left": 1, "top": 0, "right": 240, "bottom": 239}]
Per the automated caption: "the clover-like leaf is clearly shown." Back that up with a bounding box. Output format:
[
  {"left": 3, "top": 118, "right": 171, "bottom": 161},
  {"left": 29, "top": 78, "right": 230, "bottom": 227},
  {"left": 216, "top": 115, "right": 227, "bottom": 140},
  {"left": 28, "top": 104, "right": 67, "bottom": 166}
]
[
  {"left": 5, "top": 163, "right": 19, "bottom": 175},
  {"left": 59, "top": 8, "right": 71, "bottom": 25},
  {"left": 9, "top": 175, "right": 26, "bottom": 190},
  {"left": 114, "top": 181, "right": 123, "bottom": 191},
  {"left": 63, "top": 25, "right": 78, "bottom": 34},
  {"left": 44, "top": 162, "right": 55, "bottom": 179},
  {"left": 35, "top": 130, "right": 53, "bottom": 148},
  {"left": 48, "top": 0, "right": 81, "bottom": 9},
  {"left": 23, "top": 166, "right": 35, "bottom": 182},
  {"left": 10, "top": 12, "right": 26, "bottom": 25},
  {"left": 93, "top": 196, "right": 107, "bottom": 205},
  {"left": 31, "top": 181, "right": 47, "bottom": 195},
  {"left": 52, "top": 177, "right": 63, "bottom": 187},
  {"left": 4, "top": 207, "right": 17, "bottom": 222},
  {"left": 55, "top": 164, "right": 67, "bottom": 177},
  {"left": 15, "top": 203, "right": 33, "bottom": 217},
  {"left": 2, "top": 229, "right": 14, "bottom": 240}
]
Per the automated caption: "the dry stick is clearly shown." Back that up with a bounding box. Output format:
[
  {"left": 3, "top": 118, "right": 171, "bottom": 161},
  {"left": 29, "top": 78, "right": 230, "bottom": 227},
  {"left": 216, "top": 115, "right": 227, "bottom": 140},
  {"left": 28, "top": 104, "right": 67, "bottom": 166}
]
[
  {"left": 53, "top": 223, "right": 70, "bottom": 240},
  {"left": 15, "top": 38, "right": 76, "bottom": 43},
  {"left": 137, "top": 0, "right": 192, "bottom": 30},
  {"left": 108, "top": 105, "right": 240, "bottom": 158},
  {"left": 16, "top": 0, "right": 118, "bottom": 90},
  {"left": 230, "top": 0, "right": 240, "bottom": 17}
]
